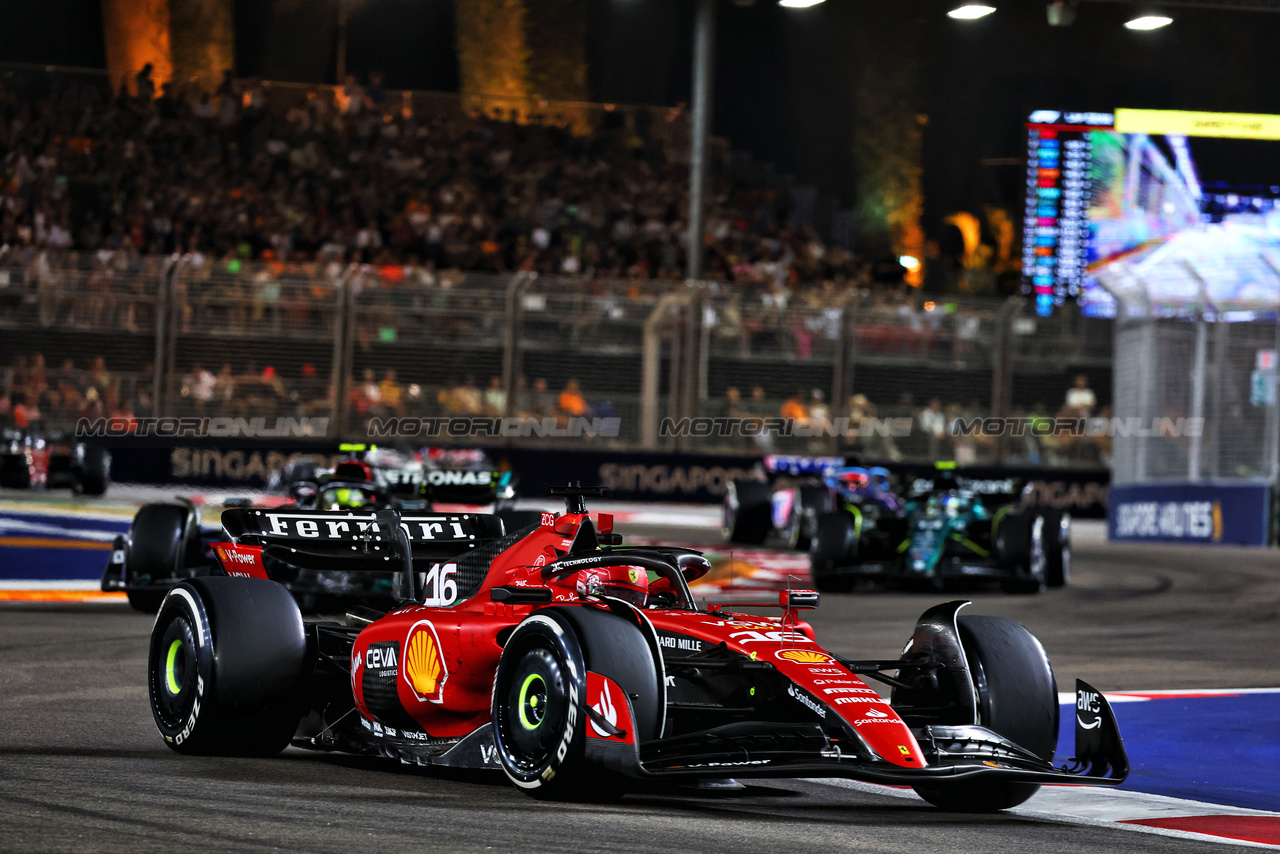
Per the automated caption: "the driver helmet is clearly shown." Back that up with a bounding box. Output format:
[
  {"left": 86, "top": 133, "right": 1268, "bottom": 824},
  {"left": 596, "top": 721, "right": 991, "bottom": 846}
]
[
  {"left": 575, "top": 565, "right": 649, "bottom": 608},
  {"left": 323, "top": 486, "right": 371, "bottom": 510},
  {"left": 837, "top": 468, "right": 869, "bottom": 491}
]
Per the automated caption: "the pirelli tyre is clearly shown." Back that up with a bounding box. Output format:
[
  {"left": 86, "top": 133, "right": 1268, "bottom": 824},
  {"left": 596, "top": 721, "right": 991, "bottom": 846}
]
[
  {"left": 810, "top": 512, "right": 857, "bottom": 593},
  {"left": 913, "top": 615, "right": 1059, "bottom": 812},
  {"left": 1042, "top": 510, "right": 1071, "bottom": 588},
  {"left": 124, "top": 503, "right": 199, "bottom": 612},
  {"left": 148, "top": 578, "right": 307, "bottom": 756},
  {"left": 786, "top": 484, "right": 829, "bottom": 551},
  {"left": 491, "top": 611, "right": 596, "bottom": 798},
  {"left": 997, "top": 511, "right": 1047, "bottom": 594},
  {"left": 723, "top": 479, "right": 770, "bottom": 545},
  {"left": 76, "top": 445, "right": 110, "bottom": 496}
]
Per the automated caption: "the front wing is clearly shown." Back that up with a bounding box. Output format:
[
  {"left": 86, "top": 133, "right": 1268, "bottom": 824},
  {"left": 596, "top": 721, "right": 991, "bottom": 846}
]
[{"left": 589, "top": 678, "right": 1126, "bottom": 788}]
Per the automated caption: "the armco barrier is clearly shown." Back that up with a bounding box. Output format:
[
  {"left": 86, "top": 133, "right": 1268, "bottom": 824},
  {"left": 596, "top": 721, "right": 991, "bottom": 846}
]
[
  {"left": 100, "top": 442, "right": 1110, "bottom": 517},
  {"left": 1109, "top": 483, "right": 1272, "bottom": 546}
]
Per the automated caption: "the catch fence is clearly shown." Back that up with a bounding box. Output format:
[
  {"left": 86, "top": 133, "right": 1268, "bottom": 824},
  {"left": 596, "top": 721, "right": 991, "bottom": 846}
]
[{"left": 0, "top": 250, "right": 1113, "bottom": 467}]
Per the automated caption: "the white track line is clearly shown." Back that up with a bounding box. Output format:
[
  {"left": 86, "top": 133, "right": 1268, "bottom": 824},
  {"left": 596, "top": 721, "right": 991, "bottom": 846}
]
[
  {"left": 0, "top": 580, "right": 106, "bottom": 590},
  {"left": 812, "top": 778, "right": 1280, "bottom": 848}
]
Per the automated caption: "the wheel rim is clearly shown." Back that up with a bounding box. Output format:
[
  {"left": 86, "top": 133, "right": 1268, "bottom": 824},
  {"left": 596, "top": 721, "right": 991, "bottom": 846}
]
[
  {"left": 517, "top": 673, "right": 548, "bottom": 731},
  {"left": 152, "top": 614, "right": 198, "bottom": 729},
  {"left": 500, "top": 646, "right": 568, "bottom": 773},
  {"left": 1029, "top": 516, "right": 1046, "bottom": 580}
]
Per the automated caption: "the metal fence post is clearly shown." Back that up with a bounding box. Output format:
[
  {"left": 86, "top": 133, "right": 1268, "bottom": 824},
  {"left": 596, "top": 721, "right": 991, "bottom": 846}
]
[
  {"left": 330, "top": 265, "right": 360, "bottom": 440},
  {"left": 159, "top": 254, "right": 191, "bottom": 415},
  {"left": 831, "top": 290, "right": 860, "bottom": 455},
  {"left": 501, "top": 272, "right": 531, "bottom": 420},
  {"left": 1182, "top": 261, "right": 1211, "bottom": 482},
  {"left": 152, "top": 255, "right": 177, "bottom": 414},
  {"left": 641, "top": 292, "right": 687, "bottom": 449},
  {"left": 990, "top": 297, "right": 1018, "bottom": 464}
]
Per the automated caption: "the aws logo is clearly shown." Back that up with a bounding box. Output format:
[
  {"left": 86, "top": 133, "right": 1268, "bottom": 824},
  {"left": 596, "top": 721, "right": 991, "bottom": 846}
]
[
  {"left": 403, "top": 621, "right": 448, "bottom": 703},
  {"left": 775, "top": 649, "right": 834, "bottom": 665}
]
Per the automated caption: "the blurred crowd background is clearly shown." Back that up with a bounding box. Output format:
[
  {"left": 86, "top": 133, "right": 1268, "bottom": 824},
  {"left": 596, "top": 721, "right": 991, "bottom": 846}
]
[{"left": 1, "top": 68, "right": 1114, "bottom": 467}]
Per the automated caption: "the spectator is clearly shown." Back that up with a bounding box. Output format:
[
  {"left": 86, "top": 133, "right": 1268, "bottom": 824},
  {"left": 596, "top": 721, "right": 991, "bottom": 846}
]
[
  {"left": 358, "top": 369, "right": 382, "bottom": 412},
  {"left": 558, "top": 379, "right": 592, "bottom": 418},
  {"left": 213, "top": 364, "right": 237, "bottom": 403},
  {"left": 1065, "top": 374, "right": 1096, "bottom": 416},
  {"left": 780, "top": 391, "right": 808, "bottom": 423},
  {"left": 918, "top": 397, "right": 947, "bottom": 457},
  {"left": 11, "top": 392, "right": 40, "bottom": 428},
  {"left": 378, "top": 370, "right": 404, "bottom": 416},
  {"left": 135, "top": 63, "right": 156, "bottom": 102},
  {"left": 529, "top": 378, "right": 557, "bottom": 419},
  {"left": 483, "top": 376, "right": 507, "bottom": 416}
]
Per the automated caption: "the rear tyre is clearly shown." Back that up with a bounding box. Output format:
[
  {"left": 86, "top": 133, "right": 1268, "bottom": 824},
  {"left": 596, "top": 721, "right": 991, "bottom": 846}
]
[
  {"left": 786, "top": 485, "right": 829, "bottom": 551},
  {"left": 810, "top": 512, "right": 857, "bottom": 593},
  {"left": 0, "top": 455, "right": 31, "bottom": 489},
  {"left": 1042, "top": 510, "right": 1070, "bottom": 588},
  {"left": 491, "top": 613, "right": 592, "bottom": 798},
  {"left": 913, "top": 615, "right": 1058, "bottom": 812},
  {"left": 77, "top": 446, "right": 111, "bottom": 496},
  {"left": 1000, "top": 513, "right": 1046, "bottom": 595},
  {"left": 124, "top": 504, "right": 197, "bottom": 612},
  {"left": 723, "top": 480, "right": 770, "bottom": 545},
  {"left": 148, "top": 578, "right": 306, "bottom": 756}
]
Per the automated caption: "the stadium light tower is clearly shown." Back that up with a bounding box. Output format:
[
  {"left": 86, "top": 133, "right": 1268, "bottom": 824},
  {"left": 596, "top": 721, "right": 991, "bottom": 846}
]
[{"left": 686, "top": 0, "right": 826, "bottom": 282}]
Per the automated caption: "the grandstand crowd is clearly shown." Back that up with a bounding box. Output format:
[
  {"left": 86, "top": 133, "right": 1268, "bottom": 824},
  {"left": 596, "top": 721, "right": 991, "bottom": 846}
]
[
  {"left": 0, "top": 70, "right": 1110, "bottom": 467},
  {"left": 0, "top": 70, "right": 875, "bottom": 294}
]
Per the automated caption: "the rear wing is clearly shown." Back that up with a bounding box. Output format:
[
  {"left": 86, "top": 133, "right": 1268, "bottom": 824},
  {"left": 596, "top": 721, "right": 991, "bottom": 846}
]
[
  {"left": 763, "top": 455, "right": 846, "bottom": 477},
  {"left": 220, "top": 506, "right": 505, "bottom": 566}
]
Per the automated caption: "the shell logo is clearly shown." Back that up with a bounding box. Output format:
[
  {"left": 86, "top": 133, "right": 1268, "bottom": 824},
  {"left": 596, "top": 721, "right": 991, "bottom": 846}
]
[
  {"left": 403, "top": 621, "right": 448, "bottom": 703},
  {"left": 775, "top": 649, "right": 834, "bottom": 664}
]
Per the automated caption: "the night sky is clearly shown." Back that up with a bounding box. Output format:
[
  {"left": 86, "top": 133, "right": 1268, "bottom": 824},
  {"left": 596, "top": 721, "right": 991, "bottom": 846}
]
[{"left": 4, "top": 0, "right": 1280, "bottom": 243}]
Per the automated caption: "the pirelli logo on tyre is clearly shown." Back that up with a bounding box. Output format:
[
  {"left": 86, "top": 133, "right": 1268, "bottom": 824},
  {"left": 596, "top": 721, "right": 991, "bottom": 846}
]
[
  {"left": 775, "top": 649, "right": 835, "bottom": 665},
  {"left": 403, "top": 621, "right": 448, "bottom": 704}
]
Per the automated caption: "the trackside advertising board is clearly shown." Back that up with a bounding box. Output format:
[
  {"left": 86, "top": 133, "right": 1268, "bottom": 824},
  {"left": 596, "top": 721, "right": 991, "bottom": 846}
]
[{"left": 1109, "top": 483, "right": 1271, "bottom": 546}]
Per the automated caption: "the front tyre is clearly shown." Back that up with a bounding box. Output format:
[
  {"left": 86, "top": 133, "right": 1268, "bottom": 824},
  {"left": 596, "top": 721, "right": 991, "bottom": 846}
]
[
  {"left": 913, "top": 614, "right": 1058, "bottom": 812},
  {"left": 491, "top": 613, "right": 590, "bottom": 797},
  {"left": 148, "top": 578, "right": 306, "bottom": 756}
]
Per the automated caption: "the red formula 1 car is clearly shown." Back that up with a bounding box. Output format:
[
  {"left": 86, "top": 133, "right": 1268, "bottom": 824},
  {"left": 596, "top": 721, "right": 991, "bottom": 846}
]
[{"left": 146, "top": 486, "right": 1127, "bottom": 810}]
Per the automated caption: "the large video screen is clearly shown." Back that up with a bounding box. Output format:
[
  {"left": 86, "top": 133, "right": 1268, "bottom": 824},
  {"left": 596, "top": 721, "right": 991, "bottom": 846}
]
[{"left": 1021, "top": 109, "right": 1280, "bottom": 317}]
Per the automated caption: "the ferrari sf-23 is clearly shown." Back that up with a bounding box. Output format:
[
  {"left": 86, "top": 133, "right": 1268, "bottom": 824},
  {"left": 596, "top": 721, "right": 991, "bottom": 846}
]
[{"left": 147, "top": 486, "right": 1127, "bottom": 810}]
